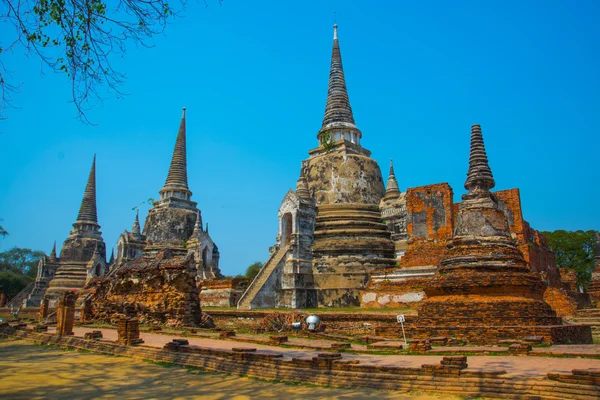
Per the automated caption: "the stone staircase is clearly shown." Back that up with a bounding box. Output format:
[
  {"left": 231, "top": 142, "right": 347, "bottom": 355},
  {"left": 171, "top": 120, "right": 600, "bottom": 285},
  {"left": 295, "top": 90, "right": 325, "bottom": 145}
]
[
  {"left": 237, "top": 243, "right": 290, "bottom": 310},
  {"left": 6, "top": 282, "right": 35, "bottom": 309},
  {"left": 568, "top": 308, "right": 600, "bottom": 338},
  {"left": 24, "top": 277, "right": 51, "bottom": 307}
]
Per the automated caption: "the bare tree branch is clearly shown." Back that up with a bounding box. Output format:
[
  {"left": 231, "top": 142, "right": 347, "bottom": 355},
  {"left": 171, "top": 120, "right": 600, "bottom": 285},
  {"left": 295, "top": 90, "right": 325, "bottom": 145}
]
[{"left": 0, "top": 0, "right": 219, "bottom": 123}]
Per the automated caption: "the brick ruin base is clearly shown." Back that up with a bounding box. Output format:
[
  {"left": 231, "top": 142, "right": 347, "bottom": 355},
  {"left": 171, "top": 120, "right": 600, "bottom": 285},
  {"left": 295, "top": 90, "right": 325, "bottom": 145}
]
[
  {"left": 87, "top": 250, "right": 203, "bottom": 327},
  {"left": 411, "top": 324, "right": 592, "bottom": 345},
  {"left": 56, "top": 292, "right": 76, "bottom": 336},
  {"left": 2, "top": 326, "right": 599, "bottom": 400},
  {"left": 200, "top": 278, "right": 248, "bottom": 307},
  {"left": 117, "top": 318, "right": 144, "bottom": 345},
  {"left": 39, "top": 296, "right": 50, "bottom": 322},
  {"left": 360, "top": 277, "right": 429, "bottom": 309}
]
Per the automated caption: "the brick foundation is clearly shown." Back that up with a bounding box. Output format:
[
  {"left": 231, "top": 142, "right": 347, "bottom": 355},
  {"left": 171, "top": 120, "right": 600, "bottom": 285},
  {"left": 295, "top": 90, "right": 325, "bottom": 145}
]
[
  {"left": 2, "top": 326, "right": 599, "bottom": 400},
  {"left": 56, "top": 292, "right": 76, "bottom": 336}
]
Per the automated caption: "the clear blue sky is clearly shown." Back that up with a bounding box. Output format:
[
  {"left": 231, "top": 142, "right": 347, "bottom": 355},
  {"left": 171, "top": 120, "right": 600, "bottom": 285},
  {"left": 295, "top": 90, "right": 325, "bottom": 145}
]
[{"left": 0, "top": 1, "right": 598, "bottom": 276}]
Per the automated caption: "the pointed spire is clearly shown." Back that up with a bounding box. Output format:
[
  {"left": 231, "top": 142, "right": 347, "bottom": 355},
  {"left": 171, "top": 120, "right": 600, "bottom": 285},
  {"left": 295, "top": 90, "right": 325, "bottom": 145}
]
[
  {"left": 296, "top": 167, "right": 311, "bottom": 199},
  {"left": 162, "top": 108, "right": 190, "bottom": 194},
  {"left": 385, "top": 158, "right": 401, "bottom": 198},
  {"left": 320, "top": 24, "right": 357, "bottom": 132},
  {"left": 76, "top": 155, "right": 98, "bottom": 224},
  {"left": 50, "top": 241, "right": 57, "bottom": 261},
  {"left": 192, "top": 210, "right": 203, "bottom": 235},
  {"left": 464, "top": 124, "right": 495, "bottom": 193},
  {"left": 109, "top": 248, "right": 115, "bottom": 264},
  {"left": 205, "top": 223, "right": 209, "bottom": 235},
  {"left": 132, "top": 210, "right": 141, "bottom": 234}
]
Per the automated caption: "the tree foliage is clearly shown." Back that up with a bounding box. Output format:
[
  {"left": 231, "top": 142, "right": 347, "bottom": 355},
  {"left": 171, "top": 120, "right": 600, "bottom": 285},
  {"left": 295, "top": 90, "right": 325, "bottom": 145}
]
[
  {"left": 0, "top": 247, "right": 45, "bottom": 278},
  {"left": 0, "top": 224, "right": 7, "bottom": 238},
  {"left": 1, "top": 0, "right": 206, "bottom": 122},
  {"left": 245, "top": 261, "right": 263, "bottom": 281},
  {"left": 541, "top": 230, "right": 598, "bottom": 288},
  {"left": 0, "top": 270, "right": 32, "bottom": 299}
]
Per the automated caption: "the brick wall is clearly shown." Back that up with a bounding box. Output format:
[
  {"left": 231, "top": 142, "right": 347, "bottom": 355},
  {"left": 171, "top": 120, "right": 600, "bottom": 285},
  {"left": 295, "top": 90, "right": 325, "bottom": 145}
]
[
  {"left": 400, "top": 183, "right": 454, "bottom": 268},
  {"left": 3, "top": 326, "right": 599, "bottom": 399},
  {"left": 200, "top": 278, "right": 248, "bottom": 307},
  {"left": 495, "top": 189, "right": 561, "bottom": 287}
]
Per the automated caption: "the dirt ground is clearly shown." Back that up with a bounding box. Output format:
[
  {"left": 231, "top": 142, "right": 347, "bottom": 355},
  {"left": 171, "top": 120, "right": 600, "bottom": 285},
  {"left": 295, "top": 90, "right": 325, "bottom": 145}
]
[{"left": 0, "top": 339, "right": 462, "bottom": 400}]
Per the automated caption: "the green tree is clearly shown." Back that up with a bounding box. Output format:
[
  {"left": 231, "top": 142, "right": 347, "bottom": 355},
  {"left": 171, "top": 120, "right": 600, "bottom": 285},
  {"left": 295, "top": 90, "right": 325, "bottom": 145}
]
[
  {"left": 0, "top": 218, "right": 7, "bottom": 237},
  {"left": 245, "top": 261, "right": 264, "bottom": 281},
  {"left": 0, "top": 270, "right": 32, "bottom": 299},
  {"left": 0, "top": 247, "right": 45, "bottom": 278},
  {"left": 541, "top": 230, "right": 597, "bottom": 288},
  {"left": 1, "top": 0, "right": 220, "bottom": 122}
]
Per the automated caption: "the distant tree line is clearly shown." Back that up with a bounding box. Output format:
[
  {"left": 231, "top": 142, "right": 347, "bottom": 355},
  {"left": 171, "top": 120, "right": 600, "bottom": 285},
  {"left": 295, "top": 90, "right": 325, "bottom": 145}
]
[
  {"left": 541, "top": 230, "right": 598, "bottom": 288},
  {"left": 0, "top": 222, "right": 45, "bottom": 300},
  {"left": 0, "top": 247, "right": 44, "bottom": 300},
  {"left": 222, "top": 261, "right": 263, "bottom": 281}
]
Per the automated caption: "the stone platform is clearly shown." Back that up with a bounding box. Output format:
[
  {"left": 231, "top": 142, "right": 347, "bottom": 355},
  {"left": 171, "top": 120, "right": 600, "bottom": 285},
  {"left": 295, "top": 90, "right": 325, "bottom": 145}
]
[
  {"left": 3, "top": 325, "right": 600, "bottom": 399},
  {"left": 412, "top": 324, "right": 592, "bottom": 345}
]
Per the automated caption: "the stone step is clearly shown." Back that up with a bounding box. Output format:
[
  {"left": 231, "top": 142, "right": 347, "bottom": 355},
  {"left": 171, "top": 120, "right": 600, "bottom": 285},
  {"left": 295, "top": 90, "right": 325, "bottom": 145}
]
[
  {"left": 55, "top": 267, "right": 87, "bottom": 272},
  {"left": 569, "top": 318, "right": 600, "bottom": 324},
  {"left": 238, "top": 244, "right": 290, "bottom": 309},
  {"left": 575, "top": 309, "right": 600, "bottom": 317},
  {"left": 53, "top": 271, "right": 87, "bottom": 276}
]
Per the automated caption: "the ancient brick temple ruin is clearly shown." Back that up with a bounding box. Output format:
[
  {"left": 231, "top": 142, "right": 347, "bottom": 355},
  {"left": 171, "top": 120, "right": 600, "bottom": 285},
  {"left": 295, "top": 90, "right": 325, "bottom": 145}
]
[
  {"left": 31, "top": 156, "right": 108, "bottom": 307},
  {"left": 238, "top": 25, "right": 396, "bottom": 309},
  {"left": 85, "top": 109, "right": 216, "bottom": 326},
  {"left": 588, "top": 232, "right": 600, "bottom": 303},
  {"left": 413, "top": 125, "right": 591, "bottom": 344},
  {"left": 110, "top": 109, "right": 221, "bottom": 280},
  {"left": 237, "top": 24, "right": 576, "bottom": 311}
]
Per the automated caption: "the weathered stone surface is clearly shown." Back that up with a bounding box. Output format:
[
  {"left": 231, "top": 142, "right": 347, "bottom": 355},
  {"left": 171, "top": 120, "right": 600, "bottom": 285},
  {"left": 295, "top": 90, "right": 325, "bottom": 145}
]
[
  {"left": 45, "top": 156, "right": 107, "bottom": 303},
  {"left": 56, "top": 291, "right": 76, "bottom": 336},
  {"left": 200, "top": 278, "right": 248, "bottom": 307},
  {"left": 415, "top": 125, "right": 592, "bottom": 344},
  {"left": 87, "top": 250, "right": 202, "bottom": 327},
  {"left": 588, "top": 232, "right": 600, "bottom": 303}
]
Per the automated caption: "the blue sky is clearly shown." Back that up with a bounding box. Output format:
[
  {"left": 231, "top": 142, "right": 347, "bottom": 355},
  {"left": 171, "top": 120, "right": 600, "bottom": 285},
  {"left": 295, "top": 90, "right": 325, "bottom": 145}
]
[{"left": 0, "top": 1, "right": 598, "bottom": 276}]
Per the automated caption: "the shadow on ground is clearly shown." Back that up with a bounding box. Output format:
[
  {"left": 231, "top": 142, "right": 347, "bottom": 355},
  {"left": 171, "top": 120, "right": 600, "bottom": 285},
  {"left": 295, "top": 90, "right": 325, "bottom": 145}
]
[{"left": 0, "top": 338, "right": 463, "bottom": 400}]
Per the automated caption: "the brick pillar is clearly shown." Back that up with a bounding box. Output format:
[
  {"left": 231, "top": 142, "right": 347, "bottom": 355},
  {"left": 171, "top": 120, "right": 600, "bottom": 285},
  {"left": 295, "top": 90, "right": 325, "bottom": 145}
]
[
  {"left": 0, "top": 293, "right": 7, "bottom": 308},
  {"left": 39, "top": 296, "right": 50, "bottom": 322},
  {"left": 56, "top": 291, "right": 76, "bottom": 336},
  {"left": 117, "top": 318, "right": 143, "bottom": 345},
  {"left": 80, "top": 296, "right": 93, "bottom": 323}
]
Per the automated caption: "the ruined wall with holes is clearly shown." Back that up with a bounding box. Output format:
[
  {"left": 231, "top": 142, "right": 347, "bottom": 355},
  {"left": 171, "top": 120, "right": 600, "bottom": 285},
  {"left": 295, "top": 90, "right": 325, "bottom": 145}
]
[{"left": 400, "top": 183, "right": 454, "bottom": 268}]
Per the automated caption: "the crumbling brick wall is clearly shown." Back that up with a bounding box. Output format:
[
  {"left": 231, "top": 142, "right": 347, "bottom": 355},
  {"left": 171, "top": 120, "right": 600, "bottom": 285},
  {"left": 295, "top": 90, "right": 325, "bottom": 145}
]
[
  {"left": 199, "top": 278, "right": 249, "bottom": 307},
  {"left": 360, "top": 278, "right": 428, "bottom": 308},
  {"left": 400, "top": 183, "right": 454, "bottom": 268},
  {"left": 88, "top": 250, "right": 202, "bottom": 327},
  {"left": 56, "top": 291, "right": 76, "bottom": 336},
  {"left": 495, "top": 189, "right": 561, "bottom": 287}
]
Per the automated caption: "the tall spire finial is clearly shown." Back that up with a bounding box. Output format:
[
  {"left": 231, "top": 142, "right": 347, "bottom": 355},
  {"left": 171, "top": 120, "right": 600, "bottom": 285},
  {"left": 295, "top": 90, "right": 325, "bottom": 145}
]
[
  {"left": 193, "top": 210, "right": 203, "bottom": 235},
  {"left": 464, "top": 124, "right": 495, "bottom": 193},
  {"left": 76, "top": 154, "right": 98, "bottom": 224},
  {"left": 296, "top": 166, "right": 311, "bottom": 199},
  {"left": 385, "top": 158, "right": 401, "bottom": 198},
  {"left": 132, "top": 210, "right": 141, "bottom": 234},
  {"left": 161, "top": 108, "right": 190, "bottom": 196},
  {"left": 319, "top": 23, "right": 358, "bottom": 136},
  {"left": 50, "top": 241, "right": 57, "bottom": 261}
]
